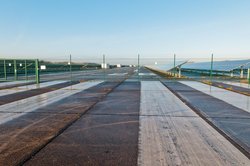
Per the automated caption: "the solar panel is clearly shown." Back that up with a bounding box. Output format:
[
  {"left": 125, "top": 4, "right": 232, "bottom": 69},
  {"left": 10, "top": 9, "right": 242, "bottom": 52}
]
[
  {"left": 182, "top": 59, "right": 250, "bottom": 72},
  {"left": 146, "top": 61, "right": 187, "bottom": 71},
  {"left": 243, "top": 62, "right": 250, "bottom": 69}
]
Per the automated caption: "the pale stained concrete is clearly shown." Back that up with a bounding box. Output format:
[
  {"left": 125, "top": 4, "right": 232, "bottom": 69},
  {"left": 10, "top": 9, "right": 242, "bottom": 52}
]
[
  {"left": 139, "top": 73, "right": 156, "bottom": 76},
  {"left": 108, "top": 73, "right": 128, "bottom": 75},
  {"left": 0, "top": 81, "right": 67, "bottom": 97},
  {"left": 0, "top": 81, "right": 103, "bottom": 125},
  {"left": 180, "top": 81, "right": 250, "bottom": 113},
  {"left": 0, "top": 81, "right": 33, "bottom": 87},
  {"left": 138, "top": 81, "right": 250, "bottom": 166}
]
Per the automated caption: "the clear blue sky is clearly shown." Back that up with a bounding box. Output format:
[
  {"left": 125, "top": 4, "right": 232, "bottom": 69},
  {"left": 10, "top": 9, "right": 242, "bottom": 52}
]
[{"left": 0, "top": 0, "right": 250, "bottom": 60}]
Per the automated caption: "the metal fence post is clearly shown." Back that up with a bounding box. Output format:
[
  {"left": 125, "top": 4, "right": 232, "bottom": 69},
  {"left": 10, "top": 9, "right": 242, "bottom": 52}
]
[
  {"left": 25, "top": 60, "right": 28, "bottom": 80},
  {"left": 70, "top": 54, "right": 72, "bottom": 82},
  {"left": 14, "top": 59, "right": 17, "bottom": 80},
  {"left": 103, "top": 54, "right": 106, "bottom": 81},
  {"left": 103, "top": 54, "right": 106, "bottom": 66},
  {"left": 210, "top": 54, "right": 213, "bottom": 81},
  {"left": 178, "top": 67, "right": 181, "bottom": 78},
  {"left": 173, "top": 54, "right": 176, "bottom": 77},
  {"left": 3, "top": 59, "right": 7, "bottom": 80},
  {"left": 137, "top": 54, "right": 140, "bottom": 80},
  {"left": 35, "top": 59, "right": 40, "bottom": 84},
  {"left": 248, "top": 68, "right": 250, "bottom": 84}
]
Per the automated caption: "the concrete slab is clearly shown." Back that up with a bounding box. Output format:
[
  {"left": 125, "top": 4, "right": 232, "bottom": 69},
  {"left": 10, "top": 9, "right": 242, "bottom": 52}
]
[
  {"left": 138, "top": 81, "right": 249, "bottom": 165},
  {"left": 0, "top": 81, "right": 119, "bottom": 165},
  {"left": 222, "top": 81, "right": 250, "bottom": 89},
  {"left": 139, "top": 73, "right": 156, "bottom": 76},
  {"left": 163, "top": 81, "right": 250, "bottom": 158},
  {"left": 180, "top": 81, "right": 250, "bottom": 113},
  {"left": 0, "top": 81, "right": 35, "bottom": 90},
  {"left": 0, "top": 81, "right": 67, "bottom": 97},
  {"left": 108, "top": 73, "right": 128, "bottom": 76},
  {"left": 24, "top": 82, "right": 140, "bottom": 166},
  {"left": 0, "top": 81, "right": 32, "bottom": 87},
  {"left": 0, "top": 81, "right": 103, "bottom": 125},
  {"left": 0, "top": 81, "right": 80, "bottom": 106},
  {"left": 207, "top": 81, "right": 250, "bottom": 96}
]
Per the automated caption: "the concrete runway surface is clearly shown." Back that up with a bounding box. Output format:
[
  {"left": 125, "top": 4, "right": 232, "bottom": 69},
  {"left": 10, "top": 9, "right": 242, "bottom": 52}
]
[
  {"left": 207, "top": 81, "right": 250, "bottom": 96},
  {"left": 180, "top": 81, "right": 250, "bottom": 112},
  {"left": 138, "top": 81, "right": 249, "bottom": 165},
  {"left": 163, "top": 81, "right": 250, "bottom": 160},
  {"left": 0, "top": 81, "right": 67, "bottom": 97},
  {"left": 0, "top": 67, "right": 249, "bottom": 165},
  {"left": 222, "top": 81, "right": 250, "bottom": 89}
]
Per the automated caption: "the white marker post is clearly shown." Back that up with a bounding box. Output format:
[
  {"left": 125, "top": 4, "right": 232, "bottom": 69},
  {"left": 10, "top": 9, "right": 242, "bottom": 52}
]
[
  {"left": 230, "top": 71, "right": 234, "bottom": 77},
  {"left": 178, "top": 67, "right": 181, "bottom": 78},
  {"left": 240, "top": 67, "right": 244, "bottom": 78}
]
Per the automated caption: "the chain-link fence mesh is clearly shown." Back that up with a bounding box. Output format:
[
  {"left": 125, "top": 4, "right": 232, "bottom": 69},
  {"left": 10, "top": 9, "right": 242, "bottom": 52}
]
[{"left": 0, "top": 59, "right": 38, "bottom": 82}]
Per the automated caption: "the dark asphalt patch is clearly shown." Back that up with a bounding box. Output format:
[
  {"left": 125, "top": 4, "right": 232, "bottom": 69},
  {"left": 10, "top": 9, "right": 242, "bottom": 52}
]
[
  {"left": 0, "top": 81, "right": 121, "bottom": 166},
  {"left": 162, "top": 81, "right": 250, "bottom": 159},
  {"left": 0, "top": 81, "right": 79, "bottom": 106},
  {"left": 24, "top": 82, "right": 140, "bottom": 166}
]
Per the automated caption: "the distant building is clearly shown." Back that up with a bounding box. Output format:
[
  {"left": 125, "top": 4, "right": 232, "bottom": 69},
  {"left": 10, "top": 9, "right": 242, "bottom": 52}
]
[{"left": 116, "top": 64, "right": 121, "bottom": 68}]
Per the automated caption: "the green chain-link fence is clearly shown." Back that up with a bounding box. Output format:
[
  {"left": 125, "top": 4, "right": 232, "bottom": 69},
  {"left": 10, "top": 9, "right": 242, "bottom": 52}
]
[{"left": 0, "top": 59, "right": 40, "bottom": 84}]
